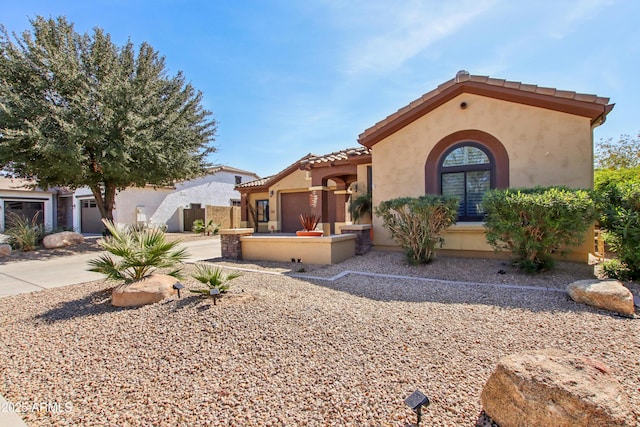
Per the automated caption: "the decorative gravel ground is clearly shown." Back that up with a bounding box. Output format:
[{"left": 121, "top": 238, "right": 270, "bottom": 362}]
[{"left": 0, "top": 251, "right": 638, "bottom": 426}]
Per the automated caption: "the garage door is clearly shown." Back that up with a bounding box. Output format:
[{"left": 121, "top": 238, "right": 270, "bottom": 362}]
[
  {"left": 280, "top": 192, "right": 311, "bottom": 233},
  {"left": 4, "top": 200, "right": 45, "bottom": 227},
  {"left": 81, "top": 199, "right": 103, "bottom": 234}
]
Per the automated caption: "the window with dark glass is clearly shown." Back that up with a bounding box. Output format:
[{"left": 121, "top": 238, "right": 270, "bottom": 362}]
[
  {"left": 439, "top": 143, "right": 494, "bottom": 221},
  {"left": 235, "top": 176, "right": 242, "bottom": 184},
  {"left": 256, "top": 200, "right": 269, "bottom": 222}
]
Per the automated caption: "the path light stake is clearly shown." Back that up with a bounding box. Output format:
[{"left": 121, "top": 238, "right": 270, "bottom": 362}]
[
  {"left": 209, "top": 288, "right": 221, "bottom": 305},
  {"left": 404, "top": 389, "right": 430, "bottom": 426},
  {"left": 173, "top": 282, "right": 184, "bottom": 298}
]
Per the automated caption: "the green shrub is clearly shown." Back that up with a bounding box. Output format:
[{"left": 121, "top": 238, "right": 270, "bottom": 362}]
[
  {"left": 88, "top": 219, "right": 188, "bottom": 283},
  {"left": 349, "top": 192, "right": 372, "bottom": 223},
  {"left": 483, "top": 187, "right": 597, "bottom": 273},
  {"left": 594, "top": 166, "right": 640, "bottom": 193},
  {"left": 190, "top": 264, "right": 242, "bottom": 296},
  {"left": 4, "top": 211, "right": 44, "bottom": 251},
  {"left": 192, "top": 219, "right": 218, "bottom": 235},
  {"left": 375, "top": 195, "right": 458, "bottom": 264},
  {"left": 595, "top": 182, "right": 640, "bottom": 280}
]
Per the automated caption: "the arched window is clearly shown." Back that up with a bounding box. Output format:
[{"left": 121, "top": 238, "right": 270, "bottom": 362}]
[{"left": 439, "top": 142, "right": 495, "bottom": 221}]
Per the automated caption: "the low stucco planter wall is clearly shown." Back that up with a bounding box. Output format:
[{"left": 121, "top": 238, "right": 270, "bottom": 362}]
[{"left": 240, "top": 234, "right": 357, "bottom": 265}]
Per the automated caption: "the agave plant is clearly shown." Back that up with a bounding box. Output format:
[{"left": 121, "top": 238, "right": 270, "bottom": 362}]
[
  {"left": 88, "top": 219, "right": 188, "bottom": 283},
  {"left": 190, "top": 263, "right": 242, "bottom": 296}
]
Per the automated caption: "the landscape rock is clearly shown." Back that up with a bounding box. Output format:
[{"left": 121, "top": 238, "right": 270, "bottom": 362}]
[
  {"left": 111, "top": 274, "right": 178, "bottom": 307},
  {"left": 42, "top": 231, "right": 85, "bottom": 249},
  {"left": 0, "top": 244, "right": 11, "bottom": 257},
  {"left": 567, "top": 279, "right": 635, "bottom": 316},
  {"left": 481, "top": 348, "right": 632, "bottom": 427}
]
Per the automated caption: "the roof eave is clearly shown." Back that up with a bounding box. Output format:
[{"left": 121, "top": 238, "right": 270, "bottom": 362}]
[{"left": 358, "top": 81, "right": 613, "bottom": 148}]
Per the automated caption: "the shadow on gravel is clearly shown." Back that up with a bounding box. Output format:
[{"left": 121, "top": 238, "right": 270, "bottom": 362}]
[
  {"left": 36, "top": 287, "right": 121, "bottom": 322},
  {"left": 300, "top": 274, "right": 637, "bottom": 319}
]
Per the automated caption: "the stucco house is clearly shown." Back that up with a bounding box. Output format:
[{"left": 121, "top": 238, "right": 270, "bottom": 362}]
[
  {"left": 236, "top": 148, "right": 370, "bottom": 234},
  {"left": 74, "top": 165, "right": 259, "bottom": 233},
  {"left": 0, "top": 176, "right": 75, "bottom": 232},
  {"left": 238, "top": 72, "right": 613, "bottom": 262}
]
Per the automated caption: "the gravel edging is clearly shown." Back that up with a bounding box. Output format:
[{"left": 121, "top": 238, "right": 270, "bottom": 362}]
[{"left": 0, "top": 252, "right": 638, "bottom": 426}]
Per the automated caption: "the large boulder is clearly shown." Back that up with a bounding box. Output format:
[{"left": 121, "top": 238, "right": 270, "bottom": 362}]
[
  {"left": 481, "top": 348, "right": 632, "bottom": 427},
  {"left": 42, "top": 231, "right": 85, "bottom": 249},
  {"left": 0, "top": 244, "right": 11, "bottom": 257},
  {"left": 567, "top": 279, "right": 635, "bottom": 317},
  {"left": 112, "top": 274, "right": 178, "bottom": 307}
]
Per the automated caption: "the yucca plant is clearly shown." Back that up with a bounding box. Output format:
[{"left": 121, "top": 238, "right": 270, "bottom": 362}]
[
  {"left": 190, "top": 263, "right": 242, "bottom": 296},
  {"left": 4, "top": 211, "right": 44, "bottom": 251},
  {"left": 88, "top": 219, "right": 188, "bottom": 283}
]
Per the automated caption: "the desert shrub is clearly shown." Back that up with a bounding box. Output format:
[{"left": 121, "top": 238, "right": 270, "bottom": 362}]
[
  {"left": 4, "top": 211, "right": 44, "bottom": 251},
  {"left": 375, "top": 195, "right": 458, "bottom": 264},
  {"left": 483, "top": 187, "right": 597, "bottom": 273},
  {"left": 88, "top": 219, "right": 188, "bottom": 283},
  {"left": 595, "top": 182, "right": 640, "bottom": 280},
  {"left": 192, "top": 219, "right": 218, "bottom": 235},
  {"left": 190, "top": 264, "right": 242, "bottom": 296}
]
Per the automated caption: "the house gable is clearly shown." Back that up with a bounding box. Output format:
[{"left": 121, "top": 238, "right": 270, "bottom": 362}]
[{"left": 358, "top": 72, "right": 614, "bottom": 148}]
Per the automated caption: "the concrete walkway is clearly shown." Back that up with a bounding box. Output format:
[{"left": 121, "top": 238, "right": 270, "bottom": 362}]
[
  {"left": 0, "top": 238, "right": 221, "bottom": 426},
  {"left": 0, "top": 238, "right": 221, "bottom": 298}
]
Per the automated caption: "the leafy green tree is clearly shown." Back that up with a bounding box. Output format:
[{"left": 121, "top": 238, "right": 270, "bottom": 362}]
[
  {"left": 0, "top": 16, "right": 216, "bottom": 223},
  {"left": 594, "top": 133, "right": 640, "bottom": 169}
]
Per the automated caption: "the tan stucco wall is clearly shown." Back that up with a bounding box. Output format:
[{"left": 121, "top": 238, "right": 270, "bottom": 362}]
[
  {"left": 240, "top": 234, "right": 356, "bottom": 264},
  {"left": 371, "top": 93, "right": 595, "bottom": 261}
]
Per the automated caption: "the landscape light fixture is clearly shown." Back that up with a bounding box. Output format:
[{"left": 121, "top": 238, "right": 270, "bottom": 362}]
[
  {"left": 209, "top": 288, "right": 221, "bottom": 305},
  {"left": 173, "top": 282, "right": 184, "bottom": 298},
  {"left": 404, "top": 389, "right": 430, "bottom": 426}
]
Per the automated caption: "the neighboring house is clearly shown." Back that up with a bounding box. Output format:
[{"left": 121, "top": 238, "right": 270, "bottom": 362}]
[
  {"left": 238, "top": 72, "right": 613, "bottom": 262},
  {"left": 73, "top": 165, "right": 259, "bottom": 233},
  {"left": 0, "top": 176, "right": 74, "bottom": 232}
]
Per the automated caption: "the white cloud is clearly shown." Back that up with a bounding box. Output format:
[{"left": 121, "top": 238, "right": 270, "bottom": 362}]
[
  {"left": 322, "top": 0, "right": 498, "bottom": 75},
  {"left": 547, "top": 0, "right": 617, "bottom": 39}
]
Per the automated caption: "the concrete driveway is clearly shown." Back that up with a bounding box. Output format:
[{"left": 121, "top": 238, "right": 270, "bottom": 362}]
[{"left": 0, "top": 237, "right": 221, "bottom": 297}]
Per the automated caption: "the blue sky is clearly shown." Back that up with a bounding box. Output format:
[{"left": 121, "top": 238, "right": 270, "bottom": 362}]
[{"left": 2, "top": 0, "right": 638, "bottom": 177}]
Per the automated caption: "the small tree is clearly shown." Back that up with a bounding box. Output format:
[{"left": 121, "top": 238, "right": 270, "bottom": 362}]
[
  {"left": 483, "top": 187, "right": 597, "bottom": 273},
  {"left": 595, "top": 132, "right": 640, "bottom": 170},
  {"left": 375, "top": 195, "right": 458, "bottom": 264},
  {"left": 88, "top": 220, "right": 188, "bottom": 283}
]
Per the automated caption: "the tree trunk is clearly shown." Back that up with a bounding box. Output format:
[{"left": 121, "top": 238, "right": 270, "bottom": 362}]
[{"left": 90, "top": 183, "right": 117, "bottom": 224}]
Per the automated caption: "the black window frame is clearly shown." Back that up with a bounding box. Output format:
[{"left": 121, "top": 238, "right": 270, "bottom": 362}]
[
  {"left": 256, "top": 199, "right": 269, "bottom": 222},
  {"left": 438, "top": 142, "right": 495, "bottom": 221}
]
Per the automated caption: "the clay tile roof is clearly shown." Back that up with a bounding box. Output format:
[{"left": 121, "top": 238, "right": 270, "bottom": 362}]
[
  {"left": 358, "top": 71, "right": 613, "bottom": 149},
  {"left": 299, "top": 146, "right": 371, "bottom": 167},
  {"left": 235, "top": 176, "right": 273, "bottom": 189},
  {"left": 236, "top": 153, "right": 316, "bottom": 192}
]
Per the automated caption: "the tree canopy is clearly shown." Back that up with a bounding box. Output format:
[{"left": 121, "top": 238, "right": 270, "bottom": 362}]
[
  {"left": 594, "top": 132, "right": 640, "bottom": 170},
  {"left": 0, "top": 16, "right": 217, "bottom": 222}
]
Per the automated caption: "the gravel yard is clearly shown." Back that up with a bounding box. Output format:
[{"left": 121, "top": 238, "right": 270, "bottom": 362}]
[{"left": 0, "top": 250, "right": 638, "bottom": 426}]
